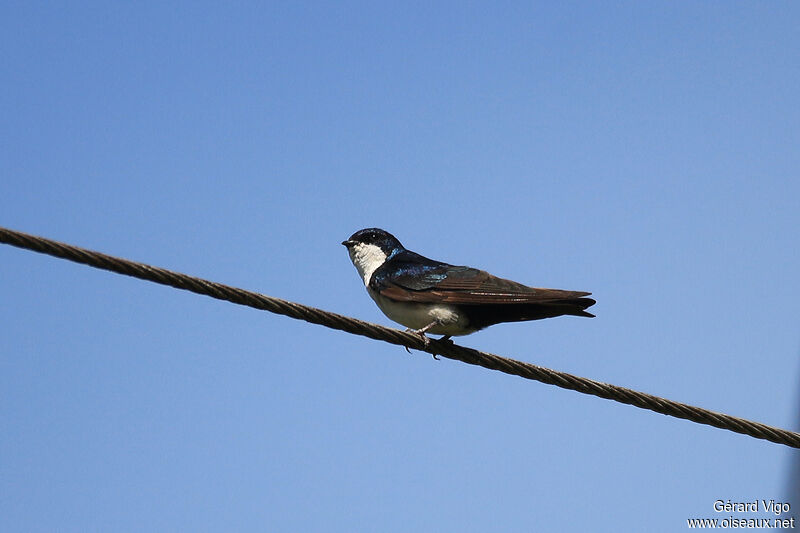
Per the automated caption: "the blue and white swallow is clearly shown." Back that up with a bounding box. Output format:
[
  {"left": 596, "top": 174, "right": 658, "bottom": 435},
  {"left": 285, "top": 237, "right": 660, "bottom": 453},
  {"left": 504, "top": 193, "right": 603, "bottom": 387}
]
[{"left": 342, "top": 228, "right": 595, "bottom": 344}]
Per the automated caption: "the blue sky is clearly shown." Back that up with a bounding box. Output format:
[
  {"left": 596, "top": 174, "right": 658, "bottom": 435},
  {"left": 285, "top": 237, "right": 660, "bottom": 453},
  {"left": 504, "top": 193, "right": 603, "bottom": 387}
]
[{"left": 2, "top": 2, "right": 799, "bottom": 531}]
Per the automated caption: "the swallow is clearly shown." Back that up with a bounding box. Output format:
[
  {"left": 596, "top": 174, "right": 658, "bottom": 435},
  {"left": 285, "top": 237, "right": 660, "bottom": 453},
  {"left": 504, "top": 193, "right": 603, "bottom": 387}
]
[{"left": 342, "top": 228, "right": 595, "bottom": 345}]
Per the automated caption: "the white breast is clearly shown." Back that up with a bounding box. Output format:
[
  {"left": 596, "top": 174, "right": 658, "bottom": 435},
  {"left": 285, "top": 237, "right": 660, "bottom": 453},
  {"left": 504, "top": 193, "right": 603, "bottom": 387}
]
[{"left": 347, "top": 243, "right": 388, "bottom": 285}]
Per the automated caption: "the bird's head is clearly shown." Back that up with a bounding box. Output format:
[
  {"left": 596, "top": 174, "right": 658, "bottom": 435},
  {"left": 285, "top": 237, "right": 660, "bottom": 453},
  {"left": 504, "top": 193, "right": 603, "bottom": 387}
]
[{"left": 342, "top": 228, "right": 405, "bottom": 284}]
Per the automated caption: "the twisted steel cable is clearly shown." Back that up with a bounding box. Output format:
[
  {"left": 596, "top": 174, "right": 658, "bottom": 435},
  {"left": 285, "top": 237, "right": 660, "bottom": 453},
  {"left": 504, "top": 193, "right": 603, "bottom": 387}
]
[{"left": 2, "top": 225, "right": 798, "bottom": 448}]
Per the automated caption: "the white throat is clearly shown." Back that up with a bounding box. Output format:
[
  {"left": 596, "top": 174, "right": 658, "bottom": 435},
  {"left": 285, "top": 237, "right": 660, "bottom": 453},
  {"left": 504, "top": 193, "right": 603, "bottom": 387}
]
[{"left": 348, "top": 243, "right": 388, "bottom": 285}]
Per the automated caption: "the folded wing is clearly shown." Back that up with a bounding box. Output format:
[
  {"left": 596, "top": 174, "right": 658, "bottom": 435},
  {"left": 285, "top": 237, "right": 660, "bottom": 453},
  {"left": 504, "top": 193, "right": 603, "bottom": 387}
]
[{"left": 376, "top": 262, "right": 595, "bottom": 318}]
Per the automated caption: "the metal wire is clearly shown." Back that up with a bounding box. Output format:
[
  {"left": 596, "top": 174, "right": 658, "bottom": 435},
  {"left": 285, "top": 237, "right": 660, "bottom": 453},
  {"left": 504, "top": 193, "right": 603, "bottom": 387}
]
[{"left": 2, "top": 225, "right": 798, "bottom": 448}]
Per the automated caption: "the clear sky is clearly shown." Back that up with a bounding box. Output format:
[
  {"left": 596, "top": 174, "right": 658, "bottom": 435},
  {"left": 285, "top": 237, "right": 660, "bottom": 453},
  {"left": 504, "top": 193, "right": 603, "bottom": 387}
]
[{"left": 2, "top": 2, "right": 799, "bottom": 532}]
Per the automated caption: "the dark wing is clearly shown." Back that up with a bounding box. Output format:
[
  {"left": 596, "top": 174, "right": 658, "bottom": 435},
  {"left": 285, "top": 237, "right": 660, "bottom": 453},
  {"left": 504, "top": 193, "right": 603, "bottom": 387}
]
[{"left": 371, "top": 251, "right": 595, "bottom": 316}]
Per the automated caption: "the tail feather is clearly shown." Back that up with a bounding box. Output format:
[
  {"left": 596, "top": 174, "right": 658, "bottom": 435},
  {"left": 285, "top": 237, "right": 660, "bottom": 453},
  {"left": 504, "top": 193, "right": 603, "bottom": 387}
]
[
  {"left": 550, "top": 297, "right": 596, "bottom": 318},
  {"left": 467, "top": 296, "right": 596, "bottom": 330}
]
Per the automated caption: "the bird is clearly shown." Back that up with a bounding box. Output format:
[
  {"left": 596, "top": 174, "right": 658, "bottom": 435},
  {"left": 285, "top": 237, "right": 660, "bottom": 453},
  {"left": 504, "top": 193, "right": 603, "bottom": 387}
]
[{"left": 342, "top": 228, "right": 595, "bottom": 344}]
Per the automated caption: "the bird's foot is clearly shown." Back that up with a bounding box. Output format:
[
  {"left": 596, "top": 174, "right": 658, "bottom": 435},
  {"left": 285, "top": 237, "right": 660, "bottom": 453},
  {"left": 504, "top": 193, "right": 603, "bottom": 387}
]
[
  {"left": 405, "top": 327, "right": 431, "bottom": 348},
  {"left": 405, "top": 321, "right": 453, "bottom": 361},
  {"left": 404, "top": 322, "right": 446, "bottom": 359},
  {"left": 429, "top": 335, "right": 454, "bottom": 360}
]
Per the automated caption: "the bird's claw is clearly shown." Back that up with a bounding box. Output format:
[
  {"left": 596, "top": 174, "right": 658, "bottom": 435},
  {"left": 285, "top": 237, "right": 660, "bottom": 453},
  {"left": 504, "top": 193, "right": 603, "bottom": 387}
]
[
  {"left": 430, "top": 335, "right": 454, "bottom": 360},
  {"left": 405, "top": 327, "right": 431, "bottom": 348},
  {"left": 403, "top": 328, "right": 452, "bottom": 360}
]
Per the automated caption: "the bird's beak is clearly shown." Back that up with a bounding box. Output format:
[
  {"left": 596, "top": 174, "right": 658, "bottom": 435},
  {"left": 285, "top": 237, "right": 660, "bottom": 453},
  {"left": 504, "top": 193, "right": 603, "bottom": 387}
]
[{"left": 341, "top": 240, "right": 356, "bottom": 247}]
